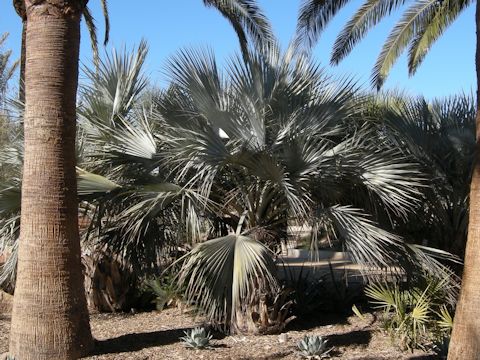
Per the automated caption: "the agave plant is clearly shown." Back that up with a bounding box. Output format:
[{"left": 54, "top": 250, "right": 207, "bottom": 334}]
[
  {"left": 180, "top": 327, "right": 213, "bottom": 349},
  {"left": 297, "top": 335, "right": 332, "bottom": 359}
]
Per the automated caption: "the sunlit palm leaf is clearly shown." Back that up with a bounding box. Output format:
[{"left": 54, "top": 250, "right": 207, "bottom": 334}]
[
  {"left": 80, "top": 40, "right": 148, "bottom": 125},
  {"left": 177, "top": 234, "right": 278, "bottom": 329},
  {"left": 77, "top": 167, "right": 121, "bottom": 196},
  {"left": 331, "top": 0, "right": 409, "bottom": 64},
  {"left": 408, "top": 0, "right": 472, "bottom": 75},
  {"left": 371, "top": 0, "right": 439, "bottom": 89}
]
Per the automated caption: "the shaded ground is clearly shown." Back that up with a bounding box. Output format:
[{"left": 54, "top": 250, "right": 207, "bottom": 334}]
[{"left": 0, "top": 292, "right": 439, "bottom": 360}]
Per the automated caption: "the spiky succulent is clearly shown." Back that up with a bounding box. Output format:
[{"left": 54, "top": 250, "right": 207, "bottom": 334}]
[
  {"left": 297, "top": 335, "right": 332, "bottom": 359},
  {"left": 180, "top": 327, "right": 213, "bottom": 349}
]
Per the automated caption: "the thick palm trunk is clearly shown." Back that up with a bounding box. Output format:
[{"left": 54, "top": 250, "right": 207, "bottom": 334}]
[
  {"left": 9, "top": 1, "right": 93, "bottom": 359},
  {"left": 448, "top": 1, "right": 480, "bottom": 358}
]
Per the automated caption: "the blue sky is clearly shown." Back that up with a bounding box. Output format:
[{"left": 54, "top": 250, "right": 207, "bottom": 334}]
[{"left": 1, "top": 1, "right": 476, "bottom": 99}]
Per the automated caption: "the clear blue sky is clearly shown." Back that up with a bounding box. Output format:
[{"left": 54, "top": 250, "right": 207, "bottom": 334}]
[{"left": 1, "top": 1, "right": 476, "bottom": 99}]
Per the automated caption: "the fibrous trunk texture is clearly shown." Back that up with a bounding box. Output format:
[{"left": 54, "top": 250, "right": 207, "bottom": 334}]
[
  {"left": 448, "top": 0, "right": 480, "bottom": 358},
  {"left": 9, "top": 1, "right": 93, "bottom": 359}
]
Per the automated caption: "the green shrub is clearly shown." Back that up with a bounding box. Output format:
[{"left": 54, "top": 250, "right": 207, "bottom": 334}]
[
  {"left": 145, "top": 273, "right": 182, "bottom": 311},
  {"left": 365, "top": 277, "right": 454, "bottom": 351}
]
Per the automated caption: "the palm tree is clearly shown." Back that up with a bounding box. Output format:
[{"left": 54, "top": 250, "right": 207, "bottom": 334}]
[
  {"left": 10, "top": 0, "right": 274, "bottom": 359},
  {"left": 8, "top": 0, "right": 94, "bottom": 358},
  {"left": 155, "top": 47, "right": 458, "bottom": 333},
  {"left": 6, "top": 1, "right": 274, "bottom": 356},
  {"left": 1, "top": 38, "right": 460, "bottom": 335},
  {"left": 367, "top": 93, "right": 475, "bottom": 257},
  {"left": 72, "top": 42, "right": 454, "bottom": 333},
  {"left": 294, "top": 1, "right": 480, "bottom": 357}
]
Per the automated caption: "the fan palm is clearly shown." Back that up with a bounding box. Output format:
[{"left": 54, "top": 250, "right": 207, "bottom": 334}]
[
  {"left": 6, "top": 1, "right": 272, "bottom": 356},
  {"left": 156, "top": 46, "right": 459, "bottom": 332},
  {"left": 68, "top": 41, "right": 443, "bottom": 333},
  {"left": 295, "top": 2, "right": 479, "bottom": 357},
  {"left": 368, "top": 93, "right": 475, "bottom": 257}
]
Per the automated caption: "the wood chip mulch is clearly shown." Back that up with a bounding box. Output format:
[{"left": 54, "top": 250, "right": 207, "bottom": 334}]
[{"left": 0, "top": 295, "right": 439, "bottom": 359}]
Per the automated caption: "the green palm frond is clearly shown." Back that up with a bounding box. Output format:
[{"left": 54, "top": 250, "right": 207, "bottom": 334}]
[
  {"left": 294, "top": 0, "right": 351, "bottom": 53},
  {"left": 81, "top": 1, "right": 110, "bottom": 67},
  {"left": 371, "top": 0, "right": 440, "bottom": 89},
  {"left": 436, "top": 304, "right": 453, "bottom": 331},
  {"left": 100, "top": 0, "right": 110, "bottom": 45},
  {"left": 296, "top": 0, "right": 472, "bottom": 90},
  {"left": 331, "top": 0, "right": 409, "bottom": 64},
  {"left": 177, "top": 233, "right": 278, "bottom": 330},
  {"left": 365, "top": 282, "right": 400, "bottom": 310},
  {"left": 82, "top": 6, "right": 100, "bottom": 68},
  {"left": 204, "top": 0, "right": 276, "bottom": 58},
  {"left": 408, "top": 0, "right": 473, "bottom": 75}
]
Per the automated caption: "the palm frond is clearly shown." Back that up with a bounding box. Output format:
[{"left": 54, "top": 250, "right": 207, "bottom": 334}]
[
  {"left": 294, "top": 0, "right": 351, "bottom": 54},
  {"left": 80, "top": 40, "right": 149, "bottom": 125},
  {"left": 372, "top": 0, "right": 439, "bottom": 89},
  {"left": 204, "top": 0, "right": 276, "bottom": 58},
  {"left": 315, "top": 205, "right": 405, "bottom": 267},
  {"left": 331, "top": 0, "right": 409, "bottom": 64},
  {"left": 100, "top": 0, "right": 110, "bottom": 45},
  {"left": 82, "top": 6, "right": 100, "bottom": 68},
  {"left": 177, "top": 234, "right": 278, "bottom": 330},
  {"left": 408, "top": 0, "right": 472, "bottom": 75},
  {"left": 77, "top": 167, "right": 121, "bottom": 196}
]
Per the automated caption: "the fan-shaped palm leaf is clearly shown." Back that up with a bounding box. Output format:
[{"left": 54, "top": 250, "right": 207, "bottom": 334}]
[
  {"left": 177, "top": 233, "right": 278, "bottom": 331},
  {"left": 80, "top": 40, "right": 149, "bottom": 126}
]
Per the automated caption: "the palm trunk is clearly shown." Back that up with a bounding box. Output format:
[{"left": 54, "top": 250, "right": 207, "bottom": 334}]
[
  {"left": 448, "top": 0, "right": 480, "bottom": 358},
  {"left": 9, "top": 1, "right": 93, "bottom": 359}
]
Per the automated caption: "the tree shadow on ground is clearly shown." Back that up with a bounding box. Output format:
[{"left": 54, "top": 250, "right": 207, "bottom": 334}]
[
  {"left": 288, "top": 311, "right": 351, "bottom": 331},
  {"left": 327, "top": 329, "right": 372, "bottom": 347},
  {"left": 92, "top": 327, "right": 193, "bottom": 356}
]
